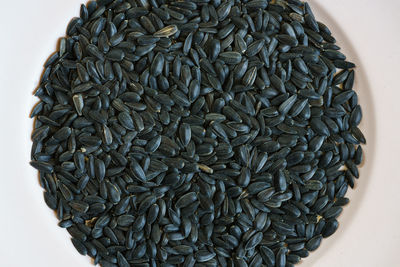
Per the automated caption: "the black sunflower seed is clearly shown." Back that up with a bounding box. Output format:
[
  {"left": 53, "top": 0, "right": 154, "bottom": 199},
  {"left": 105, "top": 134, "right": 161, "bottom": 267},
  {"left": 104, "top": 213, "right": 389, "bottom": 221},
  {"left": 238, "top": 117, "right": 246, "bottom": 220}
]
[
  {"left": 305, "top": 235, "right": 323, "bottom": 251},
  {"left": 150, "top": 52, "right": 164, "bottom": 77},
  {"left": 246, "top": 39, "right": 265, "bottom": 57},
  {"left": 69, "top": 200, "right": 89, "bottom": 213},
  {"left": 219, "top": 51, "right": 242, "bottom": 64},
  {"left": 260, "top": 246, "right": 275, "bottom": 266},
  {"left": 71, "top": 238, "right": 87, "bottom": 255},
  {"left": 30, "top": 161, "right": 53, "bottom": 173},
  {"left": 130, "top": 159, "right": 146, "bottom": 182}
]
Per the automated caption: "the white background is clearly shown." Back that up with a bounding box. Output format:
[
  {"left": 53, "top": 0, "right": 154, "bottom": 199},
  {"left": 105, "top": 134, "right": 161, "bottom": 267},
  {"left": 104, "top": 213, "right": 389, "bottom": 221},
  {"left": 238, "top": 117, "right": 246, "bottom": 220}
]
[{"left": 0, "top": 0, "right": 399, "bottom": 266}]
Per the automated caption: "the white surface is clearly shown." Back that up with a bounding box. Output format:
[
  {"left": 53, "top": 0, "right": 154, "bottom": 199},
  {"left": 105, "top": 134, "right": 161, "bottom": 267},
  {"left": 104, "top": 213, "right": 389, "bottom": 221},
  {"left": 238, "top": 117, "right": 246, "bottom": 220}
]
[{"left": 0, "top": 0, "right": 399, "bottom": 266}]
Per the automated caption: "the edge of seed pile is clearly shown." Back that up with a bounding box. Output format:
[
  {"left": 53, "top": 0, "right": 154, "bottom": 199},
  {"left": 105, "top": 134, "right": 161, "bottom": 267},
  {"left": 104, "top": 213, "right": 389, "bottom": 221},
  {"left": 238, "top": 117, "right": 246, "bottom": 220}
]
[{"left": 30, "top": 0, "right": 365, "bottom": 266}]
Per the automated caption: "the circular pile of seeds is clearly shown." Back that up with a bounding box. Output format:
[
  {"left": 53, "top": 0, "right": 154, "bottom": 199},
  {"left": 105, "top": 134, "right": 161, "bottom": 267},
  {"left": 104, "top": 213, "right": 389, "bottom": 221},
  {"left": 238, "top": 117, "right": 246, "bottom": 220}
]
[{"left": 30, "top": 0, "right": 365, "bottom": 266}]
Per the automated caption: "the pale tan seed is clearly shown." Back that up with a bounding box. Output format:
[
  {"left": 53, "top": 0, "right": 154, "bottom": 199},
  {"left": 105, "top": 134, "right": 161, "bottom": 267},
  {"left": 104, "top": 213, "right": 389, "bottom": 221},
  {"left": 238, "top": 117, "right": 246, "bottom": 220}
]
[
  {"left": 72, "top": 94, "right": 84, "bottom": 115},
  {"left": 197, "top": 164, "right": 214, "bottom": 174},
  {"left": 153, "top": 25, "right": 178, "bottom": 38}
]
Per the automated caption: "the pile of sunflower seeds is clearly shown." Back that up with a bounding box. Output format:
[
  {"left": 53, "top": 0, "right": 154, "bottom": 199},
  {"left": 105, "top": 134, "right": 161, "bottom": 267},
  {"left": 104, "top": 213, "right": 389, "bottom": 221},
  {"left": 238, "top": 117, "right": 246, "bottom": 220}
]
[{"left": 30, "top": 0, "right": 365, "bottom": 266}]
